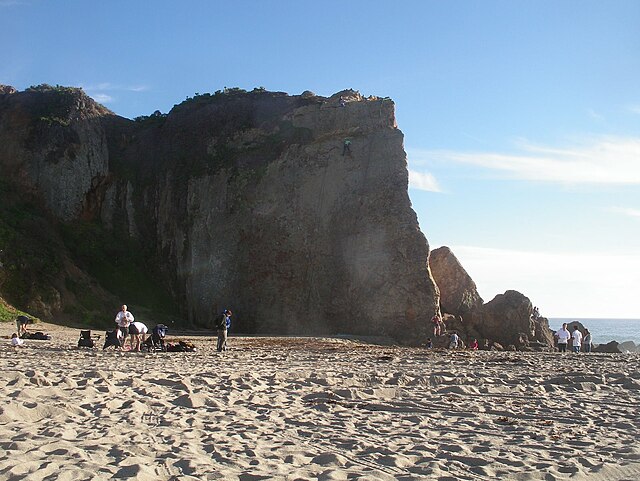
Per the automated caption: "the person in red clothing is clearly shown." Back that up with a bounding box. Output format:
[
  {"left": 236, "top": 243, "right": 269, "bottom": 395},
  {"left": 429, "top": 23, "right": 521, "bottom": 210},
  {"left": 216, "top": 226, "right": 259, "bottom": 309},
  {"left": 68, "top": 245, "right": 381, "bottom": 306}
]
[
  {"left": 431, "top": 314, "right": 442, "bottom": 336},
  {"left": 469, "top": 338, "right": 479, "bottom": 350}
]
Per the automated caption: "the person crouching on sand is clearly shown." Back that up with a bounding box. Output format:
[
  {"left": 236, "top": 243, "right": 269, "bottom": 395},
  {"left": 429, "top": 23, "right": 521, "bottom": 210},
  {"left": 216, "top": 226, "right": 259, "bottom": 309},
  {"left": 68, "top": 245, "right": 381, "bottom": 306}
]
[{"left": 129, "top": 321, "right": 148, "bottom": 352}]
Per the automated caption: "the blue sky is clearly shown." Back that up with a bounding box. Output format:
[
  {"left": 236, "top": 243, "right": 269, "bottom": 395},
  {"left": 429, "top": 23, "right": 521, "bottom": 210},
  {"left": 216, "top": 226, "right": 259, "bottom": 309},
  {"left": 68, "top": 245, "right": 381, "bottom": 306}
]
[{"left": 2, "top": 0, "right": 639, "bottom": 318}]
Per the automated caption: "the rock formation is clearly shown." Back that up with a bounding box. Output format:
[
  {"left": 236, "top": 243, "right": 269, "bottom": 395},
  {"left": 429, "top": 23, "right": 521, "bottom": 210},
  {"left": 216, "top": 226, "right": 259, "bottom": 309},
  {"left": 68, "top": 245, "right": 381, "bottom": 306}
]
[
  {"left": 0, "top": 85, "right": 439, "bottom": 341},
  {"left": 617, "top": 341, "right": 638, "bottom": 353},
  {"left": 592, "top": 341, "right": 621, "bottom": 354},
  {"left": 429, "top": 246, "right": 483, "bottom": 318},
  {"left": 426, "top": 246, "right": 554, "bottom": 350},
  {"left": 469, "top": 290, "right": 554, "bottom": 349}
]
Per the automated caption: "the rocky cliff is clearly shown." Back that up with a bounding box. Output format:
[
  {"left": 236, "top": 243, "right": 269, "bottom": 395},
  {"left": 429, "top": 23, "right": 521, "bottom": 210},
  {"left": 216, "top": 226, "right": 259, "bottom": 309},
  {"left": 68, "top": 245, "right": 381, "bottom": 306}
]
[{"left": 0, "top": 85, "right": 439, "bottom": 341}]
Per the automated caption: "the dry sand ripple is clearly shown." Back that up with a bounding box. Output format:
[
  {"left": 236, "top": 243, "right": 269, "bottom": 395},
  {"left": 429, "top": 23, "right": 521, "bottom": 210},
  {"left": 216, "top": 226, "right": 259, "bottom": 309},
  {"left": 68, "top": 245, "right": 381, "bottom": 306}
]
[{"left": 1, "top": 323, "right": 639, "bottom": 480}]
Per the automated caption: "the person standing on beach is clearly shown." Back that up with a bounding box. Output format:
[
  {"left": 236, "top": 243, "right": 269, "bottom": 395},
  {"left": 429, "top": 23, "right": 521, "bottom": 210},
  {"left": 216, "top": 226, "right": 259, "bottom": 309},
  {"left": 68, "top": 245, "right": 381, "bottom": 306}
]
[
  {"left": 583, "top": 329, "right": 592, "bottom": 353},
  {"left": 571, "top": 326, "right": 583, "bottom": 353},
  {"left": 555, "top": 323, "right": 570, "bottom": 352},
  {"left": 431, "top": 314, "right": 442, "bottom": 337},
  {"left": 449, "top": 331, "right": 459, "bottom": 349},
  {"left": 115, "top": 304, "right": 134, "bottom": 349},
  {"left": 215, "top": 309, "right": 231, "bottom": 352}
]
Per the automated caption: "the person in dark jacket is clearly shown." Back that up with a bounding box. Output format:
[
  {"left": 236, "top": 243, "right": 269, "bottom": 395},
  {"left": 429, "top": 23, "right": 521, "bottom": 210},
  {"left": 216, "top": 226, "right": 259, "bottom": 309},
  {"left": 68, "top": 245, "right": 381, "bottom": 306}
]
[{"left": 215, "top": 309, "right": 232, "bottom": 352}]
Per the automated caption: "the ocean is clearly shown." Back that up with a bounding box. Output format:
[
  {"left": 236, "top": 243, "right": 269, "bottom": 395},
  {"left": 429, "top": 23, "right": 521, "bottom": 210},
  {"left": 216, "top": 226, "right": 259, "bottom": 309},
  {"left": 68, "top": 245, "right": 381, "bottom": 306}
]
[{"left": 550, "top": 318, "right": 640, "bottom": 346}]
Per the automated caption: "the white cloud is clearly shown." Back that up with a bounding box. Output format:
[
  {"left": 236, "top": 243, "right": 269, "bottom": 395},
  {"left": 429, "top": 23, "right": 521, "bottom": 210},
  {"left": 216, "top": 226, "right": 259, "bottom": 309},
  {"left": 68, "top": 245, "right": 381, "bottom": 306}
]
[
  {"left": 587, "top": 109, "right": 603, "bottom": 121},
  {"left": 408, "top": 170, "right": 441, "bottom": 192},
  {"left": 447, "top": 245, "right": 640, "bottom": 319},
  {"left": 607, "top": 207, "right": 640, "bottom": 219},
  {"left": 627, "top": 104, "right": 640, "bottom": 114},
  {"left": 89, "top": 93, "right": 114, "bottom": 104},
  {"left": 414, "top": 136, "right": 640, "bottom": 185},
  {"left": 81, "top": 82, "right": 148, "bottom": 92}
]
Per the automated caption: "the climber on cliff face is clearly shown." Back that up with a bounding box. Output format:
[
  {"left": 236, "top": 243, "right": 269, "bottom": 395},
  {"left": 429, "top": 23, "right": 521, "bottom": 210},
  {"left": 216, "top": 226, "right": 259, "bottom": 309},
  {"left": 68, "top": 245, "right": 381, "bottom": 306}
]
[{"left": 342, "top": 138, "right": 352, "bottom": 156}]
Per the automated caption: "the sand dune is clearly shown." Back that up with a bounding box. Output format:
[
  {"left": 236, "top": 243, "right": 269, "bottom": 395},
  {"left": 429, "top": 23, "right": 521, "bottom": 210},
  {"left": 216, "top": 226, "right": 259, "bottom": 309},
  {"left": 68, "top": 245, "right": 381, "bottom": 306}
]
[{"left": 1, "top": 322, "right": 639, "bottom": 480}]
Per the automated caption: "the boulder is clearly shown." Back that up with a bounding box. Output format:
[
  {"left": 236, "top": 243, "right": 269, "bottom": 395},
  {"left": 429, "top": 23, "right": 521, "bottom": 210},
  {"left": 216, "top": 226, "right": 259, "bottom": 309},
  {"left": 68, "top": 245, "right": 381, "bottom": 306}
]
[
  {"left": 618, "top": 341, "right": 637, "bottom": 353},
  {"left": 470, "top": 290, "right": 537, "bottom": 348},
  {"left": 533, "top": 316, "right": 555, "bottom": 346},
  {"left": 429, "top": 246, "right": 483, "bottom": 318},
  {"left": 567, "top": 320, "right": 587, "bottom": 334},
  {"left": 592, "top": 341, "right": 621, "bottom": 354}
]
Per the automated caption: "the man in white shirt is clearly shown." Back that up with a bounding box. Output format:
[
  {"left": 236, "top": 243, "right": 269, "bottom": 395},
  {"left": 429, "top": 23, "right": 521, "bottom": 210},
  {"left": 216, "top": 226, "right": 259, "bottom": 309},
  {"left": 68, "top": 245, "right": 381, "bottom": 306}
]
[
  {"left": 115, "top": 304, "right": 134, "bottom": 349},
  {"left": 555, "top": 323, "right": 571, "bottom": 353},
  {"left": 571, "top": 327, "right": 583, "bottom": 353}
]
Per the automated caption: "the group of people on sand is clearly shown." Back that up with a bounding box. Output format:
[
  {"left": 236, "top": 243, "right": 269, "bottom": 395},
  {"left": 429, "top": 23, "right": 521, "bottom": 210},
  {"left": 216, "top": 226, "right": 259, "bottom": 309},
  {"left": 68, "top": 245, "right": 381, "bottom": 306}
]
[
  {"left": 427, "top": 314, "right": 479, "bottom": 350},
  {"left": 10, "top": 315, "right": 36, "bottom": 347},
  {"left": 555, "top": 322, "right": 592, "bottom": 353},
  {"left": 111, "top": 303, "right": 233, "bottom": 352},
  {"left": 114, "top": 304, "right": 148, "bottom": 351}
]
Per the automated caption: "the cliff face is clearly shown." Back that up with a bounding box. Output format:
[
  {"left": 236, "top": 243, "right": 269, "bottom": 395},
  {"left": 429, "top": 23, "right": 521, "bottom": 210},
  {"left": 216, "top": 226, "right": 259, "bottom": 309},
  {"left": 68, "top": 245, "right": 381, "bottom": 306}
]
[
  {"left": 0, "top": 85, "right": 111, "bottom": 221},
  {"left": 0, "top": 86, "right": 438, "bottom": 341}
]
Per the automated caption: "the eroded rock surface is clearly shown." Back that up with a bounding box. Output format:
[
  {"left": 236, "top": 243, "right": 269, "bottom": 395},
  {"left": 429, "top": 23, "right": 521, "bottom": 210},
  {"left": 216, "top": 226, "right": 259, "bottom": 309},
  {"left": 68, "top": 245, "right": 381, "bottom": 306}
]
[
  {"left": 429, "top": 246, "right": 483, "bottom": 318},
  {"left": 470, "top": 290, "right": 554, "bottom": 349},
  {"left": 0, "top": 86, "right": 438, "bottom": 340}
]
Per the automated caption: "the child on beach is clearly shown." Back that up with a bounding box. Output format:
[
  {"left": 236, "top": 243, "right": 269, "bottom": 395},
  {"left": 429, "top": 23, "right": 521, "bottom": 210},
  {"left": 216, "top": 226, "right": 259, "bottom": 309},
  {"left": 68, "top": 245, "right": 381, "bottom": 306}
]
[{"left": 11, "top": 333, "right": 24, "bottom": 347}]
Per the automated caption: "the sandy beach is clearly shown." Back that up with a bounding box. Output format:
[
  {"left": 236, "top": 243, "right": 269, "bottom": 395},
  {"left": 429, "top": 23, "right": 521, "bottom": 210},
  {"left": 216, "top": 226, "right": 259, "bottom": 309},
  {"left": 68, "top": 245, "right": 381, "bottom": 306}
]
[{"left": 1, "top": 322, "right": 639, "bottom": 481}]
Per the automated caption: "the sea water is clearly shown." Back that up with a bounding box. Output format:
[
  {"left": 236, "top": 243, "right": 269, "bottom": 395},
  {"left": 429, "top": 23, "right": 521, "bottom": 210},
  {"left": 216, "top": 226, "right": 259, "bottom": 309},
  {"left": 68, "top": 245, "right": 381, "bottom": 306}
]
[{"left": 550, "top": 318, "right": 640, "bottom": 346}]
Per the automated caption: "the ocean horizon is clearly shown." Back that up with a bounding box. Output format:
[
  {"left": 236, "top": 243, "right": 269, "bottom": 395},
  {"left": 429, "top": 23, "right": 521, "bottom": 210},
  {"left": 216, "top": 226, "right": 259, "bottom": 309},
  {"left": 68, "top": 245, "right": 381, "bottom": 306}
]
[{"left": 550, "top": 318, "right": 640, "bottom": 346}]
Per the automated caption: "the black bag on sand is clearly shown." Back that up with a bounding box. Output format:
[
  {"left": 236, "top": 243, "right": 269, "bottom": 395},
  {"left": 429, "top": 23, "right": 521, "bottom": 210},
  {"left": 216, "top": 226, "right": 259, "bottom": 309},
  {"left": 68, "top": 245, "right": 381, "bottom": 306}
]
[
  {"left": 166, "top": 341, "right": 196, "bottom": 352},
  {"left": 21, "top": 331, "right": 51, "bottom": 340}
]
